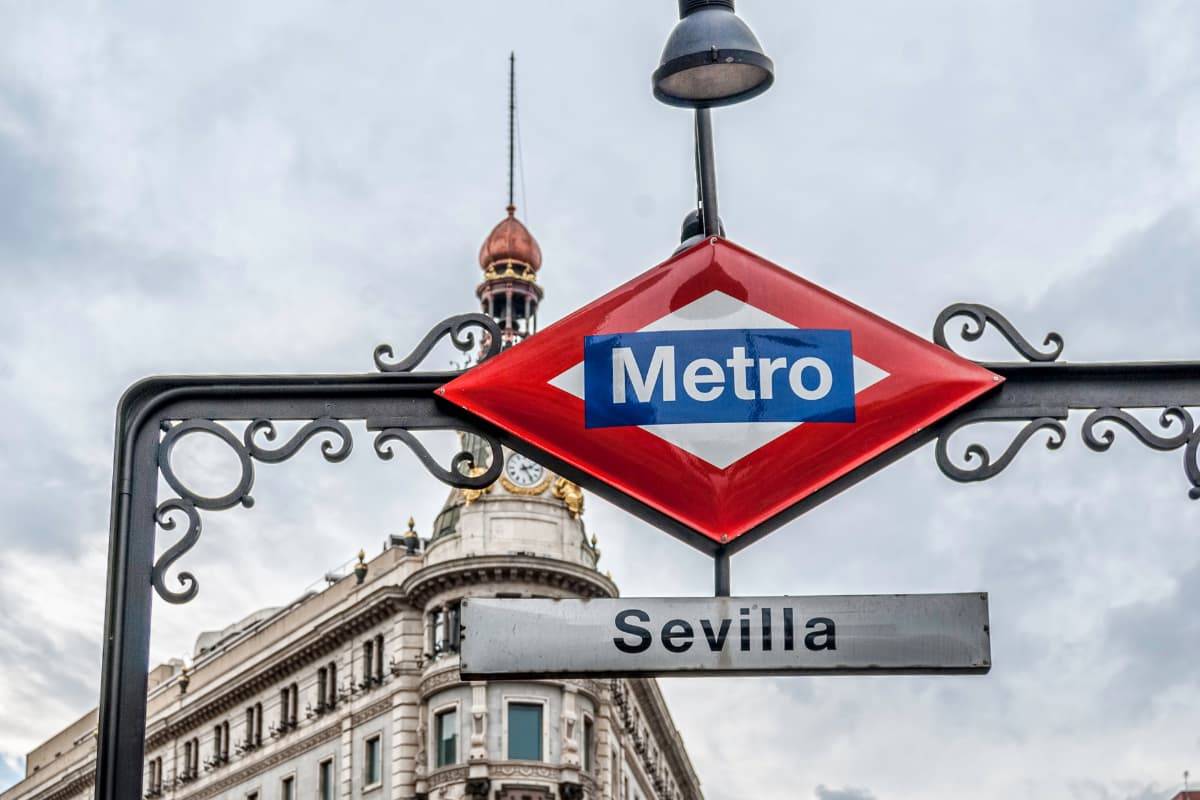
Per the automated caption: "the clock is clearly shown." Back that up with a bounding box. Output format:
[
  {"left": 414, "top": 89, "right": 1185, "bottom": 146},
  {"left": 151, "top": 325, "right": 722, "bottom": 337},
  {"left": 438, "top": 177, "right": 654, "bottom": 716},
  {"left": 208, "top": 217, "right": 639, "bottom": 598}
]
[{"left": 502, "top": 453, "right": 548, "bottom": 494}]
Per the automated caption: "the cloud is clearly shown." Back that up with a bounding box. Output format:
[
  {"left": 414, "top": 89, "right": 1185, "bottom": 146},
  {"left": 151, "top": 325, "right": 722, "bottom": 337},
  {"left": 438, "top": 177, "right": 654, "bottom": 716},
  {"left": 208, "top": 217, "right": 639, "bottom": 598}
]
[{"left": 816, "top": 786, "right": 877, "bottom": 800}]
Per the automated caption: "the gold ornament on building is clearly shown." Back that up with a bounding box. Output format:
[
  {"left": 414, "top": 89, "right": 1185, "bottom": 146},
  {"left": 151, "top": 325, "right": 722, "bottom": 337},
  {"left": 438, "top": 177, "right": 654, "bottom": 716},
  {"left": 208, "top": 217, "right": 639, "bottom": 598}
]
[
  {"left": 553, "top": 477, "right": 585, "bottom": 519},
  {"left": 460, "top": 466, "right": 495, "bottom": 505},
  {"left": 354, "top": 549, "right": 369, "bottom": 585}
]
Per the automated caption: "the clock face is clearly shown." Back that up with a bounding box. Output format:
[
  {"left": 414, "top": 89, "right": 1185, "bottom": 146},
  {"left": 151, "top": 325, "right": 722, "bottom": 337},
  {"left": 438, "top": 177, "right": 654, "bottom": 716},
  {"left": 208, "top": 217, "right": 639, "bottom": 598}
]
[{"left": 505, "top": 453, "right": 545, "bottom": 488}]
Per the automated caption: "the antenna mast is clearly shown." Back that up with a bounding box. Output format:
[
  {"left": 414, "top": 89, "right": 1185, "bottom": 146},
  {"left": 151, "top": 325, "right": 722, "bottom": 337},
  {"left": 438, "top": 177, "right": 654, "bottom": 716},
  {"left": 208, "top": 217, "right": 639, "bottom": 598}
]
[{"left": 508, "top": 52, "right": 515, "bottom": 209}]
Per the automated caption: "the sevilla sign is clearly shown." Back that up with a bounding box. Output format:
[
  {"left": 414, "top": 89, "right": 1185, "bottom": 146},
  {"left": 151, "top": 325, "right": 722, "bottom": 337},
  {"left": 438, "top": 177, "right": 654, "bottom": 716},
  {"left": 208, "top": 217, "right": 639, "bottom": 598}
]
[{"left": 438, "top": 238, "right": 1001, "bottom": 553}]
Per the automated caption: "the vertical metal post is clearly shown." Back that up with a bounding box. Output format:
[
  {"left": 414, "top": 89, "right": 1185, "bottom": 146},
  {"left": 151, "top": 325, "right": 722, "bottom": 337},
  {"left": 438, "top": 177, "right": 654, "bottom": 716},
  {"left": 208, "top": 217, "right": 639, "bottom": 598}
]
[
  {"left": 714, "top": 550, "right": 730, "bottom": 597},
  {"left": 695, "top": 108, "right": 720, "bottom": 237},
  {"left": 96, "top": 410, "right": 159, "bottom": 799}
]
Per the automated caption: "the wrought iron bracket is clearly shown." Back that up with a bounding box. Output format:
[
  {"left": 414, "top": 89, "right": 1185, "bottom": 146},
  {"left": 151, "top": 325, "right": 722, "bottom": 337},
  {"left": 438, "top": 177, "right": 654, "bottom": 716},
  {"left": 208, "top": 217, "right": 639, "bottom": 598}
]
[{"left": 933, "top": 303, "right": 1200, "bottom": 498}]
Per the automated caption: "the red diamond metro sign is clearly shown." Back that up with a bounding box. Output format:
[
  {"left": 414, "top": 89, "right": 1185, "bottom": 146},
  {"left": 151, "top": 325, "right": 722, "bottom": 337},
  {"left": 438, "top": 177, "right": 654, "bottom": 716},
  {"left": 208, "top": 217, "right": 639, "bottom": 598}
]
[{"left": 438, "top": 238, "right": 1001, "bottom": 554}]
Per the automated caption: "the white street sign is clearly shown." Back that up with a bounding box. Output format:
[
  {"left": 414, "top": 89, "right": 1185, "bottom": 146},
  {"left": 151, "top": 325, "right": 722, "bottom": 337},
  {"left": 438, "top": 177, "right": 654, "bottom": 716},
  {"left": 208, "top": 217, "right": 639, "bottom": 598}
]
[{"left": 460, "top": 594, "right": 990, "bottom": 678}]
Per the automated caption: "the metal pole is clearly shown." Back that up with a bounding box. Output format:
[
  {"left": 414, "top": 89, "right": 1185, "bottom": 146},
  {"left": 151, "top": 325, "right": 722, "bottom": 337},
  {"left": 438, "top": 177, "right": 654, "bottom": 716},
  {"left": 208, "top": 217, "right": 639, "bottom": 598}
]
[
  {"left": 714, "top": 550, "right": 730, "bottom": 596},
  {"left": 695, "top": 108, "right": 720, "bottom": 237},
  {"left": 96, "top": 398, "right": 160, "bottom": 799}
]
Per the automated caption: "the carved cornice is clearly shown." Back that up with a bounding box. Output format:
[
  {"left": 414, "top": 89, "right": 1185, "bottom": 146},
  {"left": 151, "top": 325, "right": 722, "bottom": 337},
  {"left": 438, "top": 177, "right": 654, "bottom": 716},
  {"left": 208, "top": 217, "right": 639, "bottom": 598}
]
[
  {"left": 147, "top": 586, "right": 409, "bottom": 749},
  {"left": 403, "top": 555, "right": 616, "bottom": 608},
  {"left": 21, "top": 761, "right": 94, "bottom": 800},
  {"left": 428, "top": 766, "right": 469, "bottom": 788},
  {"left": 177, "top": 723, "right": 341, "bottom": 800},
  {"left": 420, "top": 665, "right": 464, "bottom": 698},
  {"left": 351, "top": 696, "right": 394, "bottom": 727},
  {"left": 490, "top": 761, "right": 560, "bottom": 781}
]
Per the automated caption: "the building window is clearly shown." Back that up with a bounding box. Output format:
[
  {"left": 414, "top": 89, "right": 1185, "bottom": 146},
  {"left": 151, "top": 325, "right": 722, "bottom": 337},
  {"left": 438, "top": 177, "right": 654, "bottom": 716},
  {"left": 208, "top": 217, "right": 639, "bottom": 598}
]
[
  {"left": 246, "top": 792, "right": 258, "bottom": 800},
  {"left": 211, "top": 723, "right": 224, "bottom": 766},
  {"left": 361, "top": 639, "right": 375, "bottom": 689},
  {"left": 318, "top": 758, "right": 334, "bottom": 800},
  {"left": 146, "top": 757, "right": 163, "bottom": 796},
  {"left": 430, "top": 608, "right": 444, "bottom": 654},
  {"left": 448, "top": 604, "right": 461, "bottom": 651},
  {"left": 221, "top": 721, "right": 230, "bottom": 761},
  {"left": 583, "top": 716, "right": 594, "bottom": 773},
  {"left": 280, "top": 682, "right": 298, "bottom": 727},
  {"left": 435, "top": 708, "right": 458, "bottom": 767},
  {"left": 506, "top": 702, "right": 543, "bottom": 761},
  {"left": 364, "top": 734, "right": 382, "bottom": 787},
  {"left": 279, "top": 687, "right": 290, "bottom": 731},
  {"left": 280, "top": 775, "right": 295, "bottom": 800},
  {"left": 244, "top": 706, "right": 254, "bottom": 749},
  {"left": 254, "top": 703, "right": 263, "bottom": 746},
  {"left": 327, "top": 660, "right": 338, "bottom": 708},
  {"left": 374, "top": 633, "right": 385, "bottom": 681},
  {"left": 429, "top": 603, "right": 462, "bottom": 656},
  {"left": 317, "top": 666, "right": 328, "bottom": 710},
  {"left": 181, "top": 737, "right": 199, "bottom": 780}
]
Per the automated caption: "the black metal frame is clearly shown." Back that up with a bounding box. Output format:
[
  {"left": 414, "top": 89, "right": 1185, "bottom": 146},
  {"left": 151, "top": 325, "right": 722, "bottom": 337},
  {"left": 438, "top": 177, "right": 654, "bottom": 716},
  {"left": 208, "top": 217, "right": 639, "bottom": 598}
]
[{"left": 94, "top": 307, "right": 1200, "bottom": 799}]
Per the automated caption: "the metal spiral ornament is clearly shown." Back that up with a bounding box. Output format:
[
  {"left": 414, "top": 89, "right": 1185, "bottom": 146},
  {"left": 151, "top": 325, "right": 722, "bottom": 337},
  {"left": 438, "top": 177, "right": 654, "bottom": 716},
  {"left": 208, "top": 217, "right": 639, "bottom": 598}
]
[
  {"left": 159, "top": 419, "right": 256, "bottom": 510},
  {"left": 372, "top": 428, "right": 504, "bottom": 489},
  {"left": 1185, "top": 430, "right": 1200, "bottom": 500},
  {"left": 936, "top": 415, "right": 1066, "bottom": 482},
  {"left": 1082, "top": 407, "right": 1194, "bottom": 452},
  {"left": 152, "top": 498, "right": 203, "bottom": 604},
  {"left": 374, "top": 313, "right": 502, "bottom": 372},
  {"left": 244, "top": 418, "right": 353, "bottom": 463},
  {"left": 933, "top": 303, "right": 1064, "bottom": 362}
]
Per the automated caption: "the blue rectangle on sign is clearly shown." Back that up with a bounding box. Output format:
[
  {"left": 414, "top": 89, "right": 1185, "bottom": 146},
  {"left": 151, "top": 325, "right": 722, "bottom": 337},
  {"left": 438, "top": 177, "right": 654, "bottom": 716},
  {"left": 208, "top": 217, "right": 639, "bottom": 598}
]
[{"left": 584, "top": 328, "right": 856, "bottom": 428}]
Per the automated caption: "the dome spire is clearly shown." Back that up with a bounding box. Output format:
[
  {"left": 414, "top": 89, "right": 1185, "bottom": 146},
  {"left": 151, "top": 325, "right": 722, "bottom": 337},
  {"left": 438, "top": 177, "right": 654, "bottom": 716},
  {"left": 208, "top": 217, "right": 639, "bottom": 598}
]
[{"left": 477, "top": 52, "right": 542, "bottom": 346}]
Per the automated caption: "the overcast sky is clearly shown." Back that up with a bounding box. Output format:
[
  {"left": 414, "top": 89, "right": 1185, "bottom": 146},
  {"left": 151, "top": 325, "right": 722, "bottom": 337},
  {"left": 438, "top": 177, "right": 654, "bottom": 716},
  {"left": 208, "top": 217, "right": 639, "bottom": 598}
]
[{"left": 2, "top": 2, "right": 1200, "bottom": 798}]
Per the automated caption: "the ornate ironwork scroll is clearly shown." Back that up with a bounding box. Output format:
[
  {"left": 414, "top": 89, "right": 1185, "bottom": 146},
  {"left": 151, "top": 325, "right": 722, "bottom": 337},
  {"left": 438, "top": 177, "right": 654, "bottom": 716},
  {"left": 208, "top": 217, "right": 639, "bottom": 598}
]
[
  {"left": 933, "top": 303, "right": 1064, "bottom": 362},
  {"left": 372, "top": 427, "right": 503, "bottom": 489},
  {"left": 149, "top": 315, "right": 507, "bottom": 605},
  {"left": 935, "top": 412, "right": 1066, "bottom": 483},
  {"left": 1081, "top": 407, "right": 1193, "bottom": 453},
  {"left": 374, "top": 313, "right": 501, "bottom": 372}
]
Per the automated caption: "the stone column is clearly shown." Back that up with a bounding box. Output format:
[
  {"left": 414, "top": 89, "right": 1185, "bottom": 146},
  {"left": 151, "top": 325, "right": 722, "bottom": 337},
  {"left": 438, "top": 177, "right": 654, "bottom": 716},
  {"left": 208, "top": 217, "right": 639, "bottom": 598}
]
[
  {"left": 561, "top": 685, "right": 580, "bottom": 779},
  {"left": 467, "top": 681, "right": 489, "bottom": 779},
  {"left": 388, "top": 606, "right": 420, "bottom": 800},
  {"left": 597, "top": 694, "right": 615, "bottom": 800},
  {"left": 340, "top": 716, "right": 354, "bottom": 800}
]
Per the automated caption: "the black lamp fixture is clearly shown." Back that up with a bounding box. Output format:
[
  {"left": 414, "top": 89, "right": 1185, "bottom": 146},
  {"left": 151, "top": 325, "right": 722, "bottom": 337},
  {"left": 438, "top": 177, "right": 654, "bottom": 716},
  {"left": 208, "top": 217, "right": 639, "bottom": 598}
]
[
  {"left": 653, "top": 0, "right": 773, "bottom": 243},
  {"left": 653, "top": 0, "right": 774, "bottom": 109}
]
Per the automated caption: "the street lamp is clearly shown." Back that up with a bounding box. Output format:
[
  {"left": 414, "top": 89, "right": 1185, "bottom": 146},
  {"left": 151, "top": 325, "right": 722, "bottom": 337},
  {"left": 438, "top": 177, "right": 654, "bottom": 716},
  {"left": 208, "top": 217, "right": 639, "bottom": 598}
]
[{"left": 653, "top": 0, "right": 774, "bottom": 242}]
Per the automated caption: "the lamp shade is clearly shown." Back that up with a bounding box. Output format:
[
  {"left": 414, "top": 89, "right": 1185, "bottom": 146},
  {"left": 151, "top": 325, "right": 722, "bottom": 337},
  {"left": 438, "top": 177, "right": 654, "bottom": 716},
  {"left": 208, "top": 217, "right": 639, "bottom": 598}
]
[{"left": 653, "top": 0, "right": 774, "bottom": 108}]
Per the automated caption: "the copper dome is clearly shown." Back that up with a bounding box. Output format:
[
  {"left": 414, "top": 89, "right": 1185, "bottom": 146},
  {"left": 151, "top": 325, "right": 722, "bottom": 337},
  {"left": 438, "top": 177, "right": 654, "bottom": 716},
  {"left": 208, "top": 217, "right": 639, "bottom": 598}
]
[{"left": 479, "top": 205, "right": 542, "bottom": 272}]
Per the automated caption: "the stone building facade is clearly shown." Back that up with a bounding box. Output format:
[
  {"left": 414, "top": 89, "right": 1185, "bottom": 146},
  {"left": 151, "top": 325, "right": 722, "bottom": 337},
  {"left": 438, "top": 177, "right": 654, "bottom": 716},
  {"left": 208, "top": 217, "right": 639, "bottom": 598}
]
[{"left": 1, "top": 199, "right": 703, "bottom": 800}]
